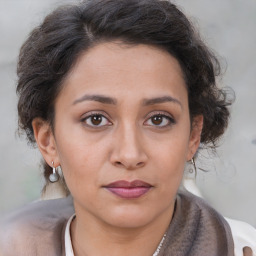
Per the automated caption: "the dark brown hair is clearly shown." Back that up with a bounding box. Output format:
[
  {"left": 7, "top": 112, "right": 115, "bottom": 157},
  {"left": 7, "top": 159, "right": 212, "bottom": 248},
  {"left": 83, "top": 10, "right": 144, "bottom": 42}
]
[{"left": 17, "top": 0, "right": 232, "bottom": 182}]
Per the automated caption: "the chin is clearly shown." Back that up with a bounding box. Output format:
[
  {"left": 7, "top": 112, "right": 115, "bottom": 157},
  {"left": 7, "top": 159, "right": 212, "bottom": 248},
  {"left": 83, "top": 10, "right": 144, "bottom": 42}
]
[{"left": 102, "top": 206, "right": 158, "bottom": 229}]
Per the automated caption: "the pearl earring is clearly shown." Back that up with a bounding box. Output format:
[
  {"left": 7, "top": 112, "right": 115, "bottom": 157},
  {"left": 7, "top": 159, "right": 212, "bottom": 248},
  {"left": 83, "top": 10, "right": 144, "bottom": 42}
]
[
  {"left": 49, "top": 161, "right": 59, "bottom": 183},
  {"left": 190, "top": 157, "right": 197, "bottom": 176}
]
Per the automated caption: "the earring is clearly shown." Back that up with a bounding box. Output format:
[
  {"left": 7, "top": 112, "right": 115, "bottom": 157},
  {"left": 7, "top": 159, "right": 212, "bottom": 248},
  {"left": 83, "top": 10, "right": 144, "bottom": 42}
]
[
  {"left": 49, "top": 161, "right": 59, "bottom": 183},
  {"left": 189, "top": 157, "right": 197, "bottom": 176}
]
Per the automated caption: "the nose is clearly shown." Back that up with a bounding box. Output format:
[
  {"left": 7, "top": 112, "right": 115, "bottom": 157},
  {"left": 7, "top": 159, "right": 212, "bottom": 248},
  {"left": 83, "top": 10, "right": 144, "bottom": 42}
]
[{"left": 110, "top": 124, "right": 148, "bottom": 170}]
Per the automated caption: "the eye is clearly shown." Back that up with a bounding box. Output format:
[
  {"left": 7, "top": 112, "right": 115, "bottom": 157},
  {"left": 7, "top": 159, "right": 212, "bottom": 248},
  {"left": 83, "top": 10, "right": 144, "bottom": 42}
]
[
  {"left": 144, "top": 113, "right": 175, "bottom": 127},
  {"left": 82, "top": 113, "right": 112, "bottom": 127}
]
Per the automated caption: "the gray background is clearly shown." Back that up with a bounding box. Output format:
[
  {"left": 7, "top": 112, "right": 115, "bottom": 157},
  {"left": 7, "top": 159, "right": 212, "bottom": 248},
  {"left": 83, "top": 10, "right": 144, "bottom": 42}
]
[{"left": 0, "top": 0, "right": 255, "bottom": 227}]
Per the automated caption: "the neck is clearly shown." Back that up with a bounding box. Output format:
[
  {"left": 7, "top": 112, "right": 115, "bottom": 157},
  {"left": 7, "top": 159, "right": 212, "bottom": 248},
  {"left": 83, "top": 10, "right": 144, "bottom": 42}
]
[{"left": 71, "top": 202, "right": 175, "bottom": 256}]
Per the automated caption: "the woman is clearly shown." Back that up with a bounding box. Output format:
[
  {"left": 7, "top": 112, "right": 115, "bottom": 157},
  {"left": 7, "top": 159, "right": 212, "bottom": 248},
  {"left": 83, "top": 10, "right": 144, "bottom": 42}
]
[{"left": 0, "top": 0, "right": 255, "bottom": 255}]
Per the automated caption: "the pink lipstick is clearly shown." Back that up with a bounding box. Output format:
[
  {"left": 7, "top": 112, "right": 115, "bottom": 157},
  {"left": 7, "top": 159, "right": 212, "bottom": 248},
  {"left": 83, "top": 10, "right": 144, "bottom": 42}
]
[{"left": 104, "top": 180, "right": 152, "bottom": 199}]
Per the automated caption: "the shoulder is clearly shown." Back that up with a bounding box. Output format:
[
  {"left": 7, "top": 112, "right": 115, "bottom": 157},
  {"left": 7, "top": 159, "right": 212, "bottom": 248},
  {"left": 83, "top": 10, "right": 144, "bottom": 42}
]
[
  {"left": 178, "top": 189, "right": 256, "bottom": 256},
  {"left": 177, "top": 190, "right": 235, "bottom": 253},
  {"left": 0, "top": 196, "right": 74, "bottom": 256},
  {"left": 177, "top": 189, "right": 230, "bottom": 225},
  {"left": 161, "top": 190, "right": 235, "bottom": 255}
]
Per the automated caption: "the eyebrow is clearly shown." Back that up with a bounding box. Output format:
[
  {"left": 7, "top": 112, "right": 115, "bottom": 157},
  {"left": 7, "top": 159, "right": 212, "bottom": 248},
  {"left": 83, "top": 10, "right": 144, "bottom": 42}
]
[
  {"left": 73, "top": 94, "right": 117, "bottom": 105},
  {"left": 142, "top": 96, "right": 182, "bottom": 108},
  {"left": 73, "top": 94, "right": 182, "bottom": 108}
]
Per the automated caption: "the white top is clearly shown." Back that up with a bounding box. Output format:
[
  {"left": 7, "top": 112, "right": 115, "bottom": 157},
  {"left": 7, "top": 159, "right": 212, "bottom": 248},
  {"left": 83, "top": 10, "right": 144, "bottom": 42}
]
[
  {"left": 227, "top": 217, "right": 256, "bottom": 256},
  {"left": 65, "top": 214, "right": 75, "bottom": 256}
]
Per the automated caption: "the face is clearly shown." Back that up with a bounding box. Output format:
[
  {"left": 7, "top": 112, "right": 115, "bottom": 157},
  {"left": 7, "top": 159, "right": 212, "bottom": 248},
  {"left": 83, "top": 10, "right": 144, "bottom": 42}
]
[{"left": 34, "top": 42, "right": 202, "bottom": 229}]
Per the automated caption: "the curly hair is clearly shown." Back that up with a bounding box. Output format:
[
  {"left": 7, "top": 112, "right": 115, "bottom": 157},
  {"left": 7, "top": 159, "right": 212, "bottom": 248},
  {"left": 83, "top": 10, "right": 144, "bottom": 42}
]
[{"left": 16, "top": 0, "right": 232, "bottom": 183}]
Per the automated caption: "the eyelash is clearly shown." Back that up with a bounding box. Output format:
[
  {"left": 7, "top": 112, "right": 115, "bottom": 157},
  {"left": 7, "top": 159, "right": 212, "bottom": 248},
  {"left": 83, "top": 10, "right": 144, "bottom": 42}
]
[
  {"left": 144, "top": 111, "right": 176, "bottom": 128},
  {"left": 81, "top": 112, "right": 112, "bottom": 128},
  {"left": 81, "top": 111, "right": 175, "bottom": 128}
]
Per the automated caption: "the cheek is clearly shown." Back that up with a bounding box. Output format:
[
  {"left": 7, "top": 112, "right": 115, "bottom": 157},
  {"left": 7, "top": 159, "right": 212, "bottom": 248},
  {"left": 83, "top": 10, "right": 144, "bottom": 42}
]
[
  {"left": 152, "top": 127, "right": 190, "bottom": 165},
  {"left": 156, "top": 146, "right": 186, "bottom": 184},
  {"left": 55, "top": 116, "right": 108, "bottom": 165},
  {"left": 54, "top": 129, "right": 105, "bottom": 191},
  {"left": 151, "top": 126, "right": 190, "bottom": 185},
  {"left": 153, "top": 149, "right": 186, "bottom": 205}
]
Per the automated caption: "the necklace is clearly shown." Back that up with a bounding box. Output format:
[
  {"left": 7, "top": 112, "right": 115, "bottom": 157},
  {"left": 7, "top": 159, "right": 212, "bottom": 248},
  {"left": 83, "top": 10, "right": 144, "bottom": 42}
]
[{"left": 152, "top": 233, "right": 167, "bottom": 256}]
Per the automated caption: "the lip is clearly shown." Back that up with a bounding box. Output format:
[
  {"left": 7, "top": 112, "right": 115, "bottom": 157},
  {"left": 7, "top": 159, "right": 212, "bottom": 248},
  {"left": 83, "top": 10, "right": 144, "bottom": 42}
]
[{"left": 104, "top": 180, "right": 153, "bottom": 199}]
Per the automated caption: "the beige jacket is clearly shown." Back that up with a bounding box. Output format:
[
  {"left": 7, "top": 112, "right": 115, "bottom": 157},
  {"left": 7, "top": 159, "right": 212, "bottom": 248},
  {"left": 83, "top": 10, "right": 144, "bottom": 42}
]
[{"left": 0, "top": 191, "right": 236, "bottom": 256}]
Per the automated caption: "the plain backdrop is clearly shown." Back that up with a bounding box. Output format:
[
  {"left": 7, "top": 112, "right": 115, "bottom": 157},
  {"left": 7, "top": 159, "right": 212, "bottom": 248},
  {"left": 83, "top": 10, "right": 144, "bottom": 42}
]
[{"left": 0, "top": 0, "right": 255, "bottom": 227}]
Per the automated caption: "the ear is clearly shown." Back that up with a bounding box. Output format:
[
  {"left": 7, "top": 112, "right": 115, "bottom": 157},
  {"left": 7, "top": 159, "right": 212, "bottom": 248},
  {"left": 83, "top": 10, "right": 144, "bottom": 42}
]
[
  {"left": 186, "top": 115, "right": 203, "bottom": 161},
  {"left": 32, "top": 118, "right": 60, "bottom": 167}
]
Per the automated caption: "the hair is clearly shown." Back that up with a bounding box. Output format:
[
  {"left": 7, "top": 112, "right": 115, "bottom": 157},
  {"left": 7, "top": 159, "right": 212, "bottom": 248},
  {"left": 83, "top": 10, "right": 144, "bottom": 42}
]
[{"left": 17, "top": 0, "right": 232, "bottom": 186}]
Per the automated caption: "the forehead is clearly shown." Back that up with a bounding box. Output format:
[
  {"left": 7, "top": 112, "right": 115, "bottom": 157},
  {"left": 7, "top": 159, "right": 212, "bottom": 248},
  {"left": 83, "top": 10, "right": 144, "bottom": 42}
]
[{"left": 60, "top": 42, "right": 187, "bottom": 104}]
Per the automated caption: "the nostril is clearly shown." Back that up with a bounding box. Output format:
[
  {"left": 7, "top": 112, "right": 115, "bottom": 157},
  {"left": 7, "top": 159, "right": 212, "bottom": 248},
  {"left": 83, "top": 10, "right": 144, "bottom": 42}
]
[{"left": 114, "top": 161, "right": 145, "bottom": 169}]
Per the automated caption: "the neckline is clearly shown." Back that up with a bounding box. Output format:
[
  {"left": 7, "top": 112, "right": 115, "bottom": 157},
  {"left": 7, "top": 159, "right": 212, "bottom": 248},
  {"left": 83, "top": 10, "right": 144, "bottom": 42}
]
[{"left": 64, "top": 214, "right": 166, "bottom": 256}]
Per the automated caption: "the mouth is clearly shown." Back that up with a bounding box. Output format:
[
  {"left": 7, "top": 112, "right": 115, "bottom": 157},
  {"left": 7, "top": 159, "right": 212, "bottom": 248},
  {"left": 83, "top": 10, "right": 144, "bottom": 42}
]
[{"left": 103, "top": 180, "right": 153, "bottom": 199}]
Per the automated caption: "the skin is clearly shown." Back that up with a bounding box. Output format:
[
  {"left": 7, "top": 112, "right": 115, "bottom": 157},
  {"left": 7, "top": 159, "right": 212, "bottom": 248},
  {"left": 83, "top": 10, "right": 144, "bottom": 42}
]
[{"left": 33, "top": 42, "right": 203, "bottom": 256}]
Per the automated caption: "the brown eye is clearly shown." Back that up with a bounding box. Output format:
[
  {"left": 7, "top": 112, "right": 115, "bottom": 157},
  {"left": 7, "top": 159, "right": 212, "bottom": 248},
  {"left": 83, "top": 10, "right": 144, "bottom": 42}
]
[
  {"left": 83, "top": 114, "right": 111, "bottom": 127},
  {"left": 144, "top": 113, "right": 175, "bottom": 128},
  {"left": 91, "top": 115, "right": 102, "bottom": 125},
  {"left": 151, "top": 115, "right": 163, "bottom": 125}
]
